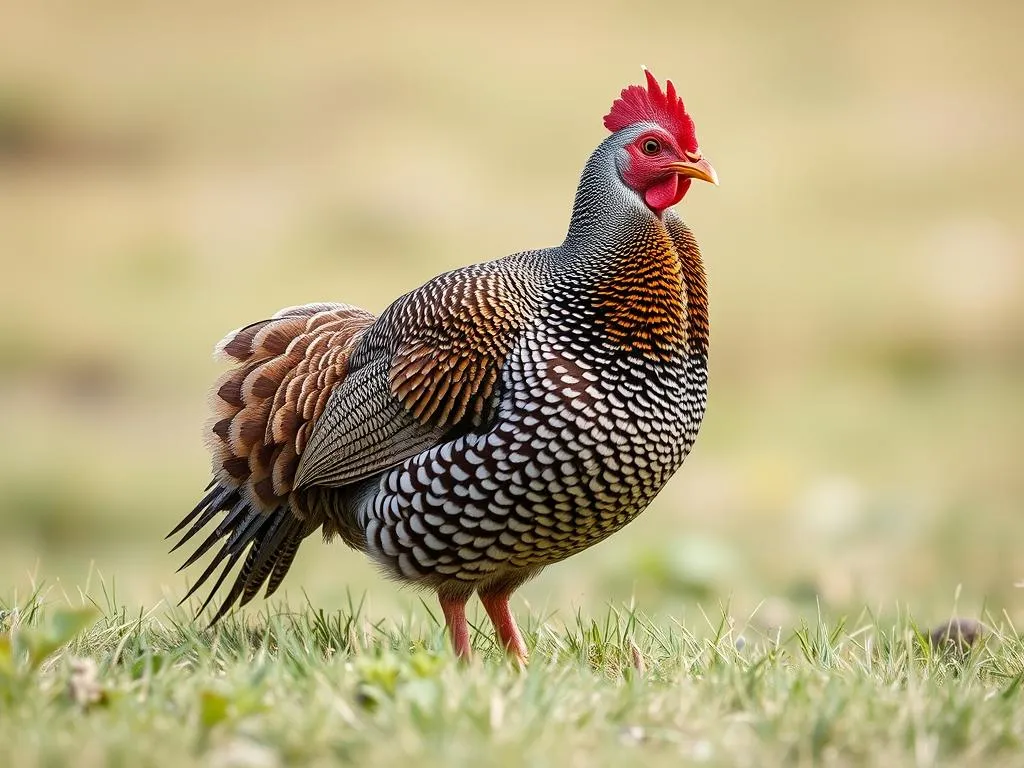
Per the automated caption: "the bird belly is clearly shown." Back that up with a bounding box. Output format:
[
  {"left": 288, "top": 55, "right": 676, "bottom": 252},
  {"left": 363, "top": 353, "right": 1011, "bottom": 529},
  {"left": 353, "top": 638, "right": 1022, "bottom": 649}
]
[{"left": 356, "top": 335, "right": 708, "bottom": 589}]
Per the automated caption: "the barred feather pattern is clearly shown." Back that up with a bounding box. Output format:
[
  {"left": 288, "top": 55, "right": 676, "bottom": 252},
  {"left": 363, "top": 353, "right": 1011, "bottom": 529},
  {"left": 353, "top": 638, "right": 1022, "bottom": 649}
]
[{"left": 352, "top": 209, "right": 708, "bottom": 598}]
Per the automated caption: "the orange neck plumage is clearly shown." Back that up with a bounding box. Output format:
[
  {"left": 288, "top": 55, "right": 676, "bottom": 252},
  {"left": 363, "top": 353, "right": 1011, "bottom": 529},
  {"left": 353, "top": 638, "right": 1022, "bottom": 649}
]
[{"left": 593, "top": 225, "right": 707, "bottom": 361}]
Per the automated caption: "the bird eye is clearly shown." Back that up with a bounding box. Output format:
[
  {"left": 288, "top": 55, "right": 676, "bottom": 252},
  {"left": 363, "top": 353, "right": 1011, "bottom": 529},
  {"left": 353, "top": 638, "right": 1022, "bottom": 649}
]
[{"left": 641, "top": 138, "right": 662, "bottom": 155}]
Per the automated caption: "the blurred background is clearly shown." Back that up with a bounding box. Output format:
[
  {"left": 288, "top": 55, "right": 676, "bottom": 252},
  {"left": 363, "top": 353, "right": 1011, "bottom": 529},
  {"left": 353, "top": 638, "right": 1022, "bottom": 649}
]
[{"left": 1, "top": 0, "right": 1022, "bottom": 631}]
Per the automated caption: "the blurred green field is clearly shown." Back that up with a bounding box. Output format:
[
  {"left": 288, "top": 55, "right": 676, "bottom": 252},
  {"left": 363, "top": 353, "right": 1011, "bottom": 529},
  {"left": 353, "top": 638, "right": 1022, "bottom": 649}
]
[{"left": 1, "top": 0, "right": 1022, "bottom": 634}]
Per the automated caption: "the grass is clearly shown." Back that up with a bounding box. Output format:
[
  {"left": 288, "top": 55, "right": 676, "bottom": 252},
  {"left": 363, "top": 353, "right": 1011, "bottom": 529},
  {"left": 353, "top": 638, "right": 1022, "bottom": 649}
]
[{"left": 1, "top": 590, "right": 1022, "bottom": 767}]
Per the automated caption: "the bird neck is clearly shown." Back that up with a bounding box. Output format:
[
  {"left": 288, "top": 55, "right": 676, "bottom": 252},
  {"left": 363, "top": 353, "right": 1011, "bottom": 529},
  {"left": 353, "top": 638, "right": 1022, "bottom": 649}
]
[
  {"left": 563, "top": 140, "right": 650, "bottom": 251},
  {"left": 559, "top": 142, "right": 707, "bottom": 360}
]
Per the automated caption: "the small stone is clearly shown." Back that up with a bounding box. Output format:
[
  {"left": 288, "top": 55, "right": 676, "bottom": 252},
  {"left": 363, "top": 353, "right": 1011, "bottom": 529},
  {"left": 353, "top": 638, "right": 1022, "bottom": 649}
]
[
  {"left": 67, "top": 657, "right": 106, "bottom": 709},
  {"left": 928, "top": 618, "right": 984, "bottom": 654},
  {"left": 619, "top": 725, "right": 646, "bottom": 745}
]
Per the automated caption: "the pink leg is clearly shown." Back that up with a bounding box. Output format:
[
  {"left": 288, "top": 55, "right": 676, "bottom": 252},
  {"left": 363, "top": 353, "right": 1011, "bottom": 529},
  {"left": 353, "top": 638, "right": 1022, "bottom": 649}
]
[
  {"left": 480, "top": 592, "right": 528, "bottom": 664},
  {"left": 439, "top": 596, "right": 472, "bottom": 660}
]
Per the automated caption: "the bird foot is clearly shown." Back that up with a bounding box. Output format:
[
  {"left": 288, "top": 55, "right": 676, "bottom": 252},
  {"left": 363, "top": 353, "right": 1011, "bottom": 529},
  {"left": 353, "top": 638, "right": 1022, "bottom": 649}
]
[
  {"left": 439, "top": 596, "right": 472, "bottom": 661},
  {"left": 480, "top": 592, "right": 529, "bottom": 666}
]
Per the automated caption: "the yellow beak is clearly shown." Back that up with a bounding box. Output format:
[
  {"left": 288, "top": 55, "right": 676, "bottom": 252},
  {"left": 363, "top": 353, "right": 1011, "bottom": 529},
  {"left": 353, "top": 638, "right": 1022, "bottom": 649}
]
[{"left": 667, "top": 157, "right": 719, "bottom": 186}]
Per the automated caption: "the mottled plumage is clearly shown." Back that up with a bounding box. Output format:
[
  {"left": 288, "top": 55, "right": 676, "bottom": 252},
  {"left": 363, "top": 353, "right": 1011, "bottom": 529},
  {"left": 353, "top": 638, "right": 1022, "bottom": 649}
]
[{"left": 171, "top": 70, "right": 718, "bottom": 660}]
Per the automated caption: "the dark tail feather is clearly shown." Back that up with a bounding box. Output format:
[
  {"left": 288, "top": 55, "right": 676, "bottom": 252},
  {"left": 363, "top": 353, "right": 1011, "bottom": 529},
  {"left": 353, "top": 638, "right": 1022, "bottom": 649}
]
[
  {"left": 263, "top": 533, "right": 303, "bottom": 599},
  {"left": 167, "top": 483, "right": 235, "bottom": 545},
  {"left": 170, "top": 481, "right": 313, "bottom": 626},
  {"left": 174, "top": 497, "right": 249, "bottom": 571}
]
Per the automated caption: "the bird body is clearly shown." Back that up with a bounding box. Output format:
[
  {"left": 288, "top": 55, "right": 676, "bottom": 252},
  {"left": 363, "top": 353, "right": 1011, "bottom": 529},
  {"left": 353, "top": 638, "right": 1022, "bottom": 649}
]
[{"left": 171, "top": 70, "right": 718, "bottom": 661}]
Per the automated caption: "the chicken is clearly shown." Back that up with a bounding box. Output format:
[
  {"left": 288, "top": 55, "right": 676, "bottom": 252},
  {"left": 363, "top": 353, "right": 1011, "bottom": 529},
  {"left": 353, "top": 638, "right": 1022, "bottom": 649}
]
[{"left": 169, "top": 69, "right": 718, "bottom": 663}]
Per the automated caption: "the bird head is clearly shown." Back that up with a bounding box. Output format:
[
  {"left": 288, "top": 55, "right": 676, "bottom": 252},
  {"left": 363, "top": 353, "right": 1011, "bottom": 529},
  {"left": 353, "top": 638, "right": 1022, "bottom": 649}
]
[{"left": 603, "top": 69, "right": 718, "bottom": 215}]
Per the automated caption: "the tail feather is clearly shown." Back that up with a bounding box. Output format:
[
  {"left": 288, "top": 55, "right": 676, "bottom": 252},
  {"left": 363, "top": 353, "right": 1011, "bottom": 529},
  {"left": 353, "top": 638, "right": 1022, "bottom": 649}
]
[
  {"left": 236, "top": 517, "right": 306, "bottom": 608},
  {"left": 174, "top": 496, "right": 248, "bottom": 571},
  {"left": 167, "top": 482, "right": 231, "bottom": 543},
  {"left": 194, "top": 549, "right": 248, "bottom": 620},
  {"left": 200, "top": 526, "right": 268, "bottom": 623},
  {"left": 173, "top": 480, "right": 308, "bottom": 625},
  {"left": 263, "top": 535, "right": 303, "bottom": 599},
  {"left": 171, "top": 302, "right": 376, "bottom": 625},
  {"left": 205, "top": 302, "right": 375, "bottom": 511},
  {"left": 181, "top": 534, "right": 246, "bottom": 607}
]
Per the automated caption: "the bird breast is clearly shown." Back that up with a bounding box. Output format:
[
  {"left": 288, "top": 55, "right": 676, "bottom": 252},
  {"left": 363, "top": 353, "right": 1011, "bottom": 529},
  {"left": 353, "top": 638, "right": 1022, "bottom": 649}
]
[{"left": 357, "top": 325, "right": 708, "bottom": 585}]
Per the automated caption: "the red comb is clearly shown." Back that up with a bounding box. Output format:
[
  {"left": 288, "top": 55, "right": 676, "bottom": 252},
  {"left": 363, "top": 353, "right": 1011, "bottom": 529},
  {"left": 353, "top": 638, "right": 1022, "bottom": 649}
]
[{"left": 603, "top": 69, "right": 698, "bottom": 152}]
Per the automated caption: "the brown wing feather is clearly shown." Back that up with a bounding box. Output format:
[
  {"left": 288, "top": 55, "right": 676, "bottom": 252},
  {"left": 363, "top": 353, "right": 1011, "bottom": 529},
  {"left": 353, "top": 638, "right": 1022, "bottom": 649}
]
[
  {"left": 206, "top": 303, "right": 377, "bottom": 510},
  {"left": 388, "top": 272, "right": 527, "bottom": 429}
]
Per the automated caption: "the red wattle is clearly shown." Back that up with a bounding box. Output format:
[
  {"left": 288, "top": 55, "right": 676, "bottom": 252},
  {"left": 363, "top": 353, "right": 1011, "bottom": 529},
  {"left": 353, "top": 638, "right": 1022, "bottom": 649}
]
[{"left": 644, "top": 175, "right": 683, "bottom": 213}]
